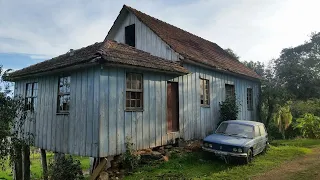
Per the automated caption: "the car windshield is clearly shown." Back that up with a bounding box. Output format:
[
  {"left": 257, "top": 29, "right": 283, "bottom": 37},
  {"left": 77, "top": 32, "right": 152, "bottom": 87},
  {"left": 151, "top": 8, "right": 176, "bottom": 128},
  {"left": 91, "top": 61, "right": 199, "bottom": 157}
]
[{"left": 215, "top": 122, "right": 254, "bottom": 138}]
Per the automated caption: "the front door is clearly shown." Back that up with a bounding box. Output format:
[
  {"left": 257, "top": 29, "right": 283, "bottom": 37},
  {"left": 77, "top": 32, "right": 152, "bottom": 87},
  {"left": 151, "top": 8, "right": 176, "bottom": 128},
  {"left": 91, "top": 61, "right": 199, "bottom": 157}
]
[{"left": 167, "top": 82, "right": 179, "bottom": 132}]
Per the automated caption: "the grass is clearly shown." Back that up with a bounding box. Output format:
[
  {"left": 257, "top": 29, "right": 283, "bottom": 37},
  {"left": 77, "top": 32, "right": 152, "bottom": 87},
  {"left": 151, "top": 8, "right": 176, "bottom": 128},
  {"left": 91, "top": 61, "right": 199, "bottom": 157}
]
[
  {"left": 0, "top": 151, "right": 90, "bottom": 180},
  {"left": 125, "top": 139, "right": 320, "bottom": 180}
]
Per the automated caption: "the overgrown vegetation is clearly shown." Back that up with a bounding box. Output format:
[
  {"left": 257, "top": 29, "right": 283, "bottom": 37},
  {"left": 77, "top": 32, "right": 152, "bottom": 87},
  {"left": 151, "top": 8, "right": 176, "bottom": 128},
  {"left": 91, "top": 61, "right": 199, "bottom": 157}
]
[
  {"left": 48, "top": 155, "right": 84, "bottom": 180},
  {"left": 219, "top": 97, "right": 240, "bottom": 124},
  {"left": 122, "top": 137, "right": 140, "bottom": 170},
  {"left": 294, "top": 114, "right": 320, "bottom": 139},
  {"left": 125, "top": 139, "right": 319, "bottom": 180}
]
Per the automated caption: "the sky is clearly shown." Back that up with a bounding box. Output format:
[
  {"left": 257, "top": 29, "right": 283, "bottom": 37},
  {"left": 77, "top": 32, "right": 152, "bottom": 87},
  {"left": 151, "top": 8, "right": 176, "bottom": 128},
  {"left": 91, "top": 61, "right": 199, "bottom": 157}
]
[{"left": 1, "top": 0, "right": 320, "bottom": 71}]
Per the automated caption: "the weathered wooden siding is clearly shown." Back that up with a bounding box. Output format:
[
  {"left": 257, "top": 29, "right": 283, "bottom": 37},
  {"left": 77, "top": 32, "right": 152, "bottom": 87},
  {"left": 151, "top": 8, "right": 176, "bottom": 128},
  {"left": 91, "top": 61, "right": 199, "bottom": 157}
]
[
  {"left": 174, "top": 64, "right": 260, "bottom": 140},
  {"left": 107, "top": 11, "right": 179, "bottom": 61},
  {"left": 14, "top": 66, "right": 101, "bottom": 157},
  {"left": 99, "top": 65, "right": 259, "bottom": 157},
  {"left": 99, "top": 67, "right": 180, "bottom": 157}
]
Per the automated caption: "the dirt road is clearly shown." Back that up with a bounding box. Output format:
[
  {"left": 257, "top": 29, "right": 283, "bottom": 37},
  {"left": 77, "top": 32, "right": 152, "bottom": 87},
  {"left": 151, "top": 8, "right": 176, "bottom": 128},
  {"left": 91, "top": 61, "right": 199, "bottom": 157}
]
[{"left": 252, "top": 148, "right": 320, "bottom": 180}]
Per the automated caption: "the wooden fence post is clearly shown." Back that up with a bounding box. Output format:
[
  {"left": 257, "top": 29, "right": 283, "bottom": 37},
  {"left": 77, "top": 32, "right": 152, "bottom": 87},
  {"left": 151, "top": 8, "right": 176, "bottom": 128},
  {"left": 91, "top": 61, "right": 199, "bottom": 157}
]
[
  {"left": 40, "top": 149, "right": 48, "bottom": 180},
  {"left": 22, "top": 145, "right": 30, "bottom": 180},
  {"left": 14, "top": 146, "right": 23, "bottom": 180}
]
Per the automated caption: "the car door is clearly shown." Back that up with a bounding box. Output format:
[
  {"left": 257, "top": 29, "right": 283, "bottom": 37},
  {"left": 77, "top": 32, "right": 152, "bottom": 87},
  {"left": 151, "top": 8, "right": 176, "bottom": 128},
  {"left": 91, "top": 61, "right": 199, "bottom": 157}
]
[
  {"left": 253, "top": 125, "right": 263, "bottom": 155},
  {"left": 259, "top": 125, "right": 268, "bottom": 151}
]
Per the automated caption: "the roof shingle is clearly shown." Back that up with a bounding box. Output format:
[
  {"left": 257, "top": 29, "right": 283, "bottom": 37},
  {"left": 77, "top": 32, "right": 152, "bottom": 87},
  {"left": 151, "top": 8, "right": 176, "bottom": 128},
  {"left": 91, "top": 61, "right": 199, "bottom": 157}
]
[
  {"left": 9, "top": 40, "right": 188, "bottom": 79},
  {"left": 124, "top": 5, "right": 261, "bottom": 79}
]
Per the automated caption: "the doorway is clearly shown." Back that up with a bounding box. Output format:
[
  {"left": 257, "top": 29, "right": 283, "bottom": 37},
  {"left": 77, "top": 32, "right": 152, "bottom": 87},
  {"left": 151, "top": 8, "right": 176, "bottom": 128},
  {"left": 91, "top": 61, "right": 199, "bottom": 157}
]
[{"left": 167, "top": 82, "right": 179, "bottom": 132}]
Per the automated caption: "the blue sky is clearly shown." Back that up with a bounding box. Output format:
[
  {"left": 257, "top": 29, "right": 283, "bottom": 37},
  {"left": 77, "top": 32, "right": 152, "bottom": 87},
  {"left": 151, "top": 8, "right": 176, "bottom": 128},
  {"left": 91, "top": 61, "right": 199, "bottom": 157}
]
[{"left": 1, "top": 0, "right": 320, "bottom": 71}]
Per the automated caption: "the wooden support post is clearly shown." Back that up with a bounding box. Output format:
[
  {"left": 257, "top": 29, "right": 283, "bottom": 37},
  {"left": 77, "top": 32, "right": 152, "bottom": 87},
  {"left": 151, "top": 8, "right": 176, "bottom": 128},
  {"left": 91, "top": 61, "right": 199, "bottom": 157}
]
[
  {"left": 90, "top": 158, "right": 107, "bottom": 180},
  {"left": 40, "top": 149, "right": 48, "bottom": 180},
  {"left": 22, "top": 145, "right": 30, "bottom": 180},
  {"left": 14, "top": 146, "right": 23, "bottom": 180}
]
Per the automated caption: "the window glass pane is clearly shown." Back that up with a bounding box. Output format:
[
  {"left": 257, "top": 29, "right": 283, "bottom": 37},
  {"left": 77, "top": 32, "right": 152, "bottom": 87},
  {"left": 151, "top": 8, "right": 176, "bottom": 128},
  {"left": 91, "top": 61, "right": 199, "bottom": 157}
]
[
  {"left": 126, "top": 100, "right": 130, "bottom": 107},
  {"left": 131, "top": 100, "right": 136, "bottom": 107},
  {"left": 136, "top": 100, "right": 140, "bottom": 107}
]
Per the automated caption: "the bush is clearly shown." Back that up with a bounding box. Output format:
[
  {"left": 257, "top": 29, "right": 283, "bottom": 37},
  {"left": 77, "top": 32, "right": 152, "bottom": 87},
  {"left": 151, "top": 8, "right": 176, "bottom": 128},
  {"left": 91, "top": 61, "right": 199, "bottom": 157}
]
[
  {"left": 294, "top": 113, "right": 320, "bottom": 139},
  {"left": 48, "top": 155, "right": 84, "bottom": 180},
  {"left": 219, "top": 97, "right": 240, "bottom": 125},
  {"left": 291, "top": 99, "right": 320, "bottom": 117},
  {"left": 122, "top": 137, "right": 140, "bottom": 170},
  {"left": 267, "top": 123, "right": 283, "bottom": 140}
]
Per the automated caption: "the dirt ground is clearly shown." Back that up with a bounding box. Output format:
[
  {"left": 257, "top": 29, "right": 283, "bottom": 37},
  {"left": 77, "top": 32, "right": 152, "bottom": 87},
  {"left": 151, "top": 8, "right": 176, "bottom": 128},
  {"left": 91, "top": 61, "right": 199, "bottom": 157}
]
[{"left": 252, "top": 148, "right": 320, "bottom": 180}]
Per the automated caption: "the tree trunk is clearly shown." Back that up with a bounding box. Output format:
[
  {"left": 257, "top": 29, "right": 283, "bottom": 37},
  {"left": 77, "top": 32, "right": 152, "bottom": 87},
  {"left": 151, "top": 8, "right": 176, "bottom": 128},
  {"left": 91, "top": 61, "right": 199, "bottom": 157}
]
[
  {"left": 14, "top": 146, "right": 23, "bottom": 180},
  {"left": 22, "top": 145, "right": 30, "bottom": 180},
  {"left": 40, "top": 149, "right": 48, "bottom": 180}
]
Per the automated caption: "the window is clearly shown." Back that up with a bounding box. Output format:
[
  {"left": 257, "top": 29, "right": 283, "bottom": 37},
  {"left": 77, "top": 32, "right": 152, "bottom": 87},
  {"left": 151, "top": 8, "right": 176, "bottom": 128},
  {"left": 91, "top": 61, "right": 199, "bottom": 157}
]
[
  {"left": 126, "top": 73, "right": 143, "bottom": 110},
  {"left": 25, "top": 82, "right": 38, "bottom": 111},
  {"left": 247, "top": 88, "right": 253, "bottom": 110},
  {"left": 57, "top": 76, "right": 71, "bottom": 113},
  {"left": 225, "top": 84, "right": 235, "bottom": 99},
  {"left": 216, "top": 122, "right": 254, "bottom": 138},
  {"left": 200, "top": 78, "right": 210, "bottom": 105},
  {"left": 254, "top": 126, "right": 261, "bottom": 137},
  {"left": 259, "top": 125, "right": 266, "bottom": 136},
  {"left": 125, "top": 24, "right": 135, "bottom": 47}
]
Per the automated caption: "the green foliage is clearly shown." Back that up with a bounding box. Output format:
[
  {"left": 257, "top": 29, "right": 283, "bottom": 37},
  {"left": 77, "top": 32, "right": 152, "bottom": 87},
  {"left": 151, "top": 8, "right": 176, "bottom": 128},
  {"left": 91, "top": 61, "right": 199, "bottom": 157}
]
[
  {"left": 274, "top": 103, "right": 293, "bottom": 138},
  {"left": 291, "top": 99, "right": 320, "bottom": 117},
  {"left": 219, "top": 97, "right": 240, "bottom": 124},
  {"left": 224, "top": 48, "right": 240, "bottom": 61},
  {"left": 242, "top": 60, "right": 265, "bottom": 77},
  {"left": 294, "top": 113, "right": 320, "bottom": 139},
  {"left": 275, "top": 32, "right": 320, "bottom": 100},
  {"left": 125, "top": 141, "right": 315, "bottom": 180},
  {"left": 122, "top": 137, "right": 140, "bottom": 170},
  {"left": 48, "top": 155, "right": 84, "bottom": 180}
]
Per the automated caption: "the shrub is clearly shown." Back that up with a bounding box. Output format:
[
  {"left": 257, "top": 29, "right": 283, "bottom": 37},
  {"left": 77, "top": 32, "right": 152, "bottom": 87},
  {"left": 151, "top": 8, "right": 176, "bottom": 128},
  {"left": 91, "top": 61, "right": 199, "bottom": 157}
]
[
  {"left": 122, "top": 137, "right": 140, "bottom": 170},
  {"left": 219, "top": 97, "right": 240, "bottom": 125},
  {"left": 294, "top": 113, "right": 320, "bottom": 139},
  {"left": 48, "top": 155, "right": 84, "bottom": 180}
]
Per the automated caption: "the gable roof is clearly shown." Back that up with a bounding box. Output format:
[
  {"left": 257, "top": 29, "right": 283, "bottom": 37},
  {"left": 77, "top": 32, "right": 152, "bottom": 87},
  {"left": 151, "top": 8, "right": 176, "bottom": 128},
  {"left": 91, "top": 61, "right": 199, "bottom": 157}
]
[
  {"left": 123, "top": 5, "right": 261, "bottom": 79},
  {"left": 9, "top": 40, "right": 188, "bottom": 79}
]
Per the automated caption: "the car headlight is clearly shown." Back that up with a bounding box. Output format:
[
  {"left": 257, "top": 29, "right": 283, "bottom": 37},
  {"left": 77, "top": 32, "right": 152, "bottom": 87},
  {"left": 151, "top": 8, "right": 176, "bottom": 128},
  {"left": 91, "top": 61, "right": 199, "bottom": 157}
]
[
  {"left": 238, "top": 148, "right": 243, "bottom": 153},
  {"left": 233, "top": 148, "right": 237, "bottom": 152},
  {"left": 208, "top": 144, "right": 213, "bottom": 148}
]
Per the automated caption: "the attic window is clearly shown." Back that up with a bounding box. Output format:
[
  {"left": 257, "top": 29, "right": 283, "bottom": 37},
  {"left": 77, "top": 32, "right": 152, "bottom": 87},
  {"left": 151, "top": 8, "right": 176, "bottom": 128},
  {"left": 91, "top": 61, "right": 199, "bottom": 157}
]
[{"left": 125, "top": 24, "right": 135, "bottom": 47}]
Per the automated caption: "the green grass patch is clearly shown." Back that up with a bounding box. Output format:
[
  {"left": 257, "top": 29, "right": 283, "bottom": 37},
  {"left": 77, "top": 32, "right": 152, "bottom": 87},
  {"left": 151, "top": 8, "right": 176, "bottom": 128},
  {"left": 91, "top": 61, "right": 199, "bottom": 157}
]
[
  {"left": 0, "top": 152, "right": 90, "bottom": 180},
  {"left": 126, "top": 141, "right": 315, "bottom": 180},
  {"left": 288, "top": 162, "right": 320, "bottom": 180},
  {"left": 271, "top": 139, "right": 320, "bottom": 148}
]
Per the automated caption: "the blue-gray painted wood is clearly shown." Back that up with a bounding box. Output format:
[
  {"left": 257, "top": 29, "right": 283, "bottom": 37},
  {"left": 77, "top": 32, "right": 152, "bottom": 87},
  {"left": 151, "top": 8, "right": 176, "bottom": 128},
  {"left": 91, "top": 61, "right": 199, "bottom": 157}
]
[
  {"left": 107, "top": 10, "right": 179, "bottom": 61},
  {"left": 14, "top": 66, "right": 101, "bottom": 157}
]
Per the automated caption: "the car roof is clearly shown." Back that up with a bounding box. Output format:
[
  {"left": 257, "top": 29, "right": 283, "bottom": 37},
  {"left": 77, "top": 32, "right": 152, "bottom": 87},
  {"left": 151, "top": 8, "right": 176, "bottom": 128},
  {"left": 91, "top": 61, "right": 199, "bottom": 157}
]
[{"left": 223, "top": 120, "right": 264, "bottom": 126}]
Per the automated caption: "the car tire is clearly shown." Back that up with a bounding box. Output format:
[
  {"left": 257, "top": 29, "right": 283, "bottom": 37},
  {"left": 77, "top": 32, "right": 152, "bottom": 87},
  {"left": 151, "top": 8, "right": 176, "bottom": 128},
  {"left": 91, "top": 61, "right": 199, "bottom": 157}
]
[{"left": 244, "top": 149, "right": 253, "bottom": 164}]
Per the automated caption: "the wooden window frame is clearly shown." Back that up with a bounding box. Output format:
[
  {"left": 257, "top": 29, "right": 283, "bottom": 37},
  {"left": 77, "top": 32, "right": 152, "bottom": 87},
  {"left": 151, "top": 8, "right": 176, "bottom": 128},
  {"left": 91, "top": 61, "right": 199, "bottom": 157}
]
[
  {"left": 225, "top": 84, "right": 235, "bottom": 99},
  {"left": 25, "top": 82, "right": 38, "bottom": 111},
  {"left": 247, "top": 88, "right": 253, "bottom": 111},
  {"left": 125, "top": 73, "right": 143, "bottom": 111},
  {"left": 200, "top": 78, "right": 210, "bottom": 106},
  {"left": 125, "top": 24, "right": 135, "bottom": 47},
  {"left": 57, "top": 76, "right": 71, "bottom": 114}
]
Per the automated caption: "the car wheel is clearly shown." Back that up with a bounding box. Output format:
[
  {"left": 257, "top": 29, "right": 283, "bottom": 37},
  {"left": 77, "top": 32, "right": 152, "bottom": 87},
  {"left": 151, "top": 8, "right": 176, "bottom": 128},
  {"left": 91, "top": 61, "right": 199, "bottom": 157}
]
[{"left": 244, "top": 149, "right": 253, "bottom": 164}]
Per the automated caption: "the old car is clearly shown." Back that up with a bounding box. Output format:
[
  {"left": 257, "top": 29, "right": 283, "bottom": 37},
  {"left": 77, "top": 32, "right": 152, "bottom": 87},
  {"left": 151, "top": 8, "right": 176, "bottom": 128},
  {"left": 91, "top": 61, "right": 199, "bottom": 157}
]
[{"left": 202, "top": 120, "right": 268, "bottom": 163}]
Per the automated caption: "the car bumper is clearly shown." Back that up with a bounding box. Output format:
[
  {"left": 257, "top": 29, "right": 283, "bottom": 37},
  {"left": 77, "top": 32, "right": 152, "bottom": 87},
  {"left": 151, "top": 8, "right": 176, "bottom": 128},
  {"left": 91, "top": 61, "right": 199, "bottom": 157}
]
[{"left": 202, "top": 147, "right": 247, "bottom": 157}]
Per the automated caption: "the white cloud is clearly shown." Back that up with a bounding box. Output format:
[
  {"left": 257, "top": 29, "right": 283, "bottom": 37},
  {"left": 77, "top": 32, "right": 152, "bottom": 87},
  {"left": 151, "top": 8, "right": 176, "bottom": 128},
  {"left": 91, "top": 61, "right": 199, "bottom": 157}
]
[{"left": 0, "top": 0, "right": 320, "bottom": 64}]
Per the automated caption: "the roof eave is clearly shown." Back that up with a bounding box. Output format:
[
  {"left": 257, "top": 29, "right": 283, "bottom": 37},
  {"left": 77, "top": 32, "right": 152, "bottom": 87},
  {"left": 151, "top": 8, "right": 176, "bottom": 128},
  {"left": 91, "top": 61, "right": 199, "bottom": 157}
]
[{"left": 182, "top": 58, "right": 261, "bottom": 82}]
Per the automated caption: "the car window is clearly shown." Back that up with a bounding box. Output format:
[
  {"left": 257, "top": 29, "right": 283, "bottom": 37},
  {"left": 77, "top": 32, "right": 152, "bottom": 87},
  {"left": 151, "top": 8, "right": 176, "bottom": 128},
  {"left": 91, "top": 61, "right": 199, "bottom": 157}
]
[
  {"left": 254, "top": 126, "right": 261, "bottom": 137},
  {"left": 259, "top": 125, "right": 266, "bottom": 136},
  {"left": 216, "top": 122, "right": 254, "bottom": 138}
]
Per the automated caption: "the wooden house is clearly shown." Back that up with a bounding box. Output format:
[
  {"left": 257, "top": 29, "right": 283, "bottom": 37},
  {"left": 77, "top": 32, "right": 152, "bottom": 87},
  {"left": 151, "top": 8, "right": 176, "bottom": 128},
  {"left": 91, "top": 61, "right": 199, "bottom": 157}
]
[{"left": 9, "top": 5, "right": 261, "bottom": 158}]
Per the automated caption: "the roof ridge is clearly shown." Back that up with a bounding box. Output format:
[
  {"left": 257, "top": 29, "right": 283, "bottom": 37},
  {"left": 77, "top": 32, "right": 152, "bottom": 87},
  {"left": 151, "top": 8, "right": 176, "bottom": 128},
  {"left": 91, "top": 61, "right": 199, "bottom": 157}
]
[{"left": 124, "top": 5, "right": 233, "bottom": 58}]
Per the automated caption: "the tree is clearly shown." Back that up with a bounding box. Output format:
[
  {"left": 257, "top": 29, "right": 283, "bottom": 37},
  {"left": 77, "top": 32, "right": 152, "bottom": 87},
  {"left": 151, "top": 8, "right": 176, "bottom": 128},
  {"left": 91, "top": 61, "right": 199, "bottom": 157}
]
[
  {"left": 242, "top": 61, "right": 265, "bottom": 77},
  {"left": 275, "top": 32, "right": 320, "bottom": 100},
  {"left": 0, "top": 65, "right": 31, "bottom": 179},
  {"left": 224, "top": 48, "right": 240, "bottom": 61},
  {"left": 274, "top": 102, "right": 293, "bottom": 139}
]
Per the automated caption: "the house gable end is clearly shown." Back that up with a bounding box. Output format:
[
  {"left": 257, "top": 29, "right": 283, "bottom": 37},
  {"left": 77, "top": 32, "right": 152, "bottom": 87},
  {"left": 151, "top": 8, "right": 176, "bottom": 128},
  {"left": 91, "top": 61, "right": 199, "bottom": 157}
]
[{"left": 106, "top": 7, "right": 180, "bottom": 61}]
